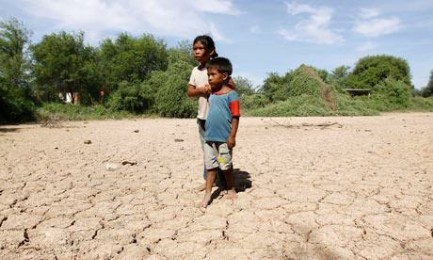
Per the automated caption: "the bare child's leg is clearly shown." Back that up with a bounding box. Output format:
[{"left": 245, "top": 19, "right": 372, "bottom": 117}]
[
  {"left": 223, "top": 167, "right": 237, "bottom": 200},
  {"left": 196, "top": 166, "right": 206, "bottom": 191},
  {"left": 197, "top": 183, "right": 206, "bottom": 192},
  {"left": 200, "top": 169, "right": 217, "bottom": 208},
  {"left": 196, "top": 166, "right": 215, "bottom": 192}
]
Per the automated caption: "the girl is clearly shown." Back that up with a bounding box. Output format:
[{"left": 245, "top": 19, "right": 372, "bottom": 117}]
[{"left": 187, "top": 35, "right": 234, "bottom": 192}]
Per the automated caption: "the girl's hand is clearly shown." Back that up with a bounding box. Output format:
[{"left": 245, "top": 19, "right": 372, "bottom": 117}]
[
  {"left": 204, "top": 84, "right": 211, "bottom": 94},
  {"left": 197, "top": 84, "right": 211, "bottom": 95}
]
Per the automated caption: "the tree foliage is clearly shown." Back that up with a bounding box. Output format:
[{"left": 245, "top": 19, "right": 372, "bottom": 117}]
[
  {"left": 289, "top": 65, "right": 337, "bottom": 110},
  {"left": 106, "top": 42, "right": 195, "bottom": 116},
  {"left": 260, "top": 71, "right": 294, "bottom": 101},
  {"left": 106, "top": 81, "right": 155, "bottom": 113},
  {"left": 0, "top": 18, "right": 34, "bottom": 123},
  {"left": 154, "top": 60, "right": 196, "bottom": 117},
  {"left": 167, "top": 40, "right": 196, "bottom": 67},
  {"left": 232, "top": 76, "right": 255, "bottom": 96},
  {"left": 329, "top": 65, "right": 350, "bottom": 89},
  {"left": 0, "top": 18, "right": 31, "bottom": 88},
  {"left": 420, "top": 70, "right": 433, "bottom": 97},
  {"left": 2, "top": 17, "right": 433, "bottom": 122},
  {"left": 347, "top": 55, "right": 411, "bottom": 90},
  {"left": 31, "top": 31, "right": 101, "bottom": 104},
  {"left": 98, "top": 33, "right": 169, "bottom": 91},
  {"left": 371, "top": 78, "right": 412, "bottom": 110}
]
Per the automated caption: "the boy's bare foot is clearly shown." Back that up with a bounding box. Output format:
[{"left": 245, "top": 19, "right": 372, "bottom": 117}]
[
  {"left": 200, "top": 192, "right": 212, "bottom": 208},
  {"left": 226, "top": 189, "right": 237, "bottom": 200}
]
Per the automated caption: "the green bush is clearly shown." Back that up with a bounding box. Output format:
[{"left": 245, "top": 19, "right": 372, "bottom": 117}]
[
  {"left": 289, "top": 65, "right": 337, "bottom": 110},
  {"left": 36, "top": 103, "right": 131, "bottom": 121},
  {"left": 155, "top": 61, "right": 196, "bottom": 118},
  {"left": 408, "top": 97, "right": 433, "bottom": 111},
  {"left": 334, "top": 94, "right": 379, "bottom": 116},
  {"left": 260, "top": 71, "right": 294, "bottom": 102},
  {"left": 241, "top": 94, "right": 269, "bottom": 110},
  {"left": 371, "top": 78, "right": 411, "bottom": 110},
  {"left": 106, "top": 81, "right": 155, "bottom": 114},
  {"left": 288, "top": 65, "right": 323, "bottom": 97},
  {"left": 247, "top": 94, "right": 334, "bottom": 117},
  {"left": 0, "top": 95, "right": 35, "bottom": 124},
  {"left": 347, "top": 55, "right": 411, "bottom": 90}
]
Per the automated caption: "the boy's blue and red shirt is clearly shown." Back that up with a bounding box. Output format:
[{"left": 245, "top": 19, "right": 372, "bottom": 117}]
[{"left": 205, "top": 90, "right": 240, "bottom": 143}]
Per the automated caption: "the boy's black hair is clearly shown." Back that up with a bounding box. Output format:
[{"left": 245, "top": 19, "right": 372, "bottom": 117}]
[{"left": 206, "top": 57, "right": 233, "bottom": 76}]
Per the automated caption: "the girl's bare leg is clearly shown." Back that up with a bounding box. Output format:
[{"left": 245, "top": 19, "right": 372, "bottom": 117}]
[
  {"left": 200, "top": 170, "right": 216, "bottom": 208},
  {"left": 196, "top": 182, "right": 206, "bottom": 192}
]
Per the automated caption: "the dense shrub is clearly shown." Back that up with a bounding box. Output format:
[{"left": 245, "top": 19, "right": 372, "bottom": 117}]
[
  {"left": 155, "top": 61, "right": 196, "bottom": 118},
  {"left": 289, "top": 65, "right": 337, "bottom": 110},
  {"left": 333, "top": 94, "right": 379, "bottom": 116},
  {"left": 260, "top": 71, "right": 294, "bottom": 102},
  {"left": 232, "top": 76, "right": 256, "bottom": 96},
  {"left": 289, "top": 65, "right": 323, "bottom": 97},
  {"left": 36, "top": 103, "right": 131, "bottom": 121},
  {"left": 419, "top": 70, "right": 433, "bottom": 97},
  {"left": 0, "top": 94, "right": 35, "bottom": 124},
  {"left": 371, "top": 78, "right": 411, "bottom": 110},
  {"left": 347, "top": 55, "right": 411, "bottom": 90},
  {"left": 106, "top": 81, "right": 155, "bottom": 114},
  {"left": 247, "top": 94, "right": 333, "bottom": 117},
  {"left": 407, "top": 96, "right": 433, "bottom": 111},
  {"left": 241, "top": 94, "right": 269, "bottom": 110}
]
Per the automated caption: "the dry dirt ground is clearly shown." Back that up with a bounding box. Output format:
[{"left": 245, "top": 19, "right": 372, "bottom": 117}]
[{"left": 0, "top": 113, "right": 432, "bottom": 259}]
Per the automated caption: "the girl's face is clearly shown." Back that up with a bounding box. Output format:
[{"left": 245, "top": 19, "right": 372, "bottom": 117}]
[{"left": 193, "top": 41, "right": 212, "bottom": 65}]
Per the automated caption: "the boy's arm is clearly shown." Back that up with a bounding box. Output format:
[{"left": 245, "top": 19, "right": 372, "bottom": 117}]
[
  {"left": 227, "top": 116, "right": 239, "bottom": 149},
  {"left": 187, "top": 84, "right": 211, "bottom": 97}
]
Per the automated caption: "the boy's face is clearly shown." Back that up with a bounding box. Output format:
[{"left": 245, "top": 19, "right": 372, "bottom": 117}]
[{"left": 207, "top": 67, "right": 228, "bottom": 89}]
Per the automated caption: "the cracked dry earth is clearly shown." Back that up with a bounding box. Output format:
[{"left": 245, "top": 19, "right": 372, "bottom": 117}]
[{"left": 0, "top": 113, "right": 432, "bottom": 259}]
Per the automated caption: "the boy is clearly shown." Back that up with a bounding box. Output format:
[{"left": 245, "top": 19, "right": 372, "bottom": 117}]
[{"left": 200, "top": 57, "right": 240, "bottom": 208}]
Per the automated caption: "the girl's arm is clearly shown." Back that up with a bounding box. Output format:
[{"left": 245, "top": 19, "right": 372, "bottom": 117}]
[
  {"left": 187, "top": 84, "right": 211, "bottom": 97},
  {"left": 228, "top": 77, "right": 236, "bottom": 89}
]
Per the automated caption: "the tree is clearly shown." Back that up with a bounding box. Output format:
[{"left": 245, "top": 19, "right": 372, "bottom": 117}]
[
  {"left": 106, "top": 39, "right": 196, "bottom": 114},
  {"left": 329, "top": 65, "right": 350, "bottom": 89},
  {"left": 232, "top": 76, "right": 255, "bottom": 96},
  {"left": 98, "top": 33, "right": 169, "bottom": 91},
  {"left": 315, "top": 68, "right": 330, "bottom": 84},
  {"left": 260, "top": 71, "right": 294, "bottom": 102},
  {"left": 347, "top": 55, "right": 411, "bottom": 90},
  {"left": 167, "top": 40, "right": 196, "bottom": 67},
  {"left": 0, "top": 18, "right": 31, "bottom": 89},
  {"left": 420, "top": 70, "right": 433, "bottom": 97},
  {"left": 31, "top": 31, "right": 100, "bottom": 104},
  {"left": 374, "top": 78, "right": 412, "bottom": 109},
  {"left": 154, "top": 60, "right": 196, "bottom": 117},
  {"left": 0, "top": 18, "right": 34, "bottom": 123}
]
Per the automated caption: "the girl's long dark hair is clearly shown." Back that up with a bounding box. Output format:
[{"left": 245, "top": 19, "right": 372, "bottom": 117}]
[{"left": 193, "top": 35, "right": 218, "bottom": 59}]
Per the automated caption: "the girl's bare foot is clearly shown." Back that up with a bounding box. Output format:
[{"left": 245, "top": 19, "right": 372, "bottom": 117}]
[
  {"left": 200, "top": 192, "right": 212, "bottom": 208},
  {"left": 196, "top": 182, "right": 206, "bottom": 192},
  {"left": 196, "top": 182, "right": 216, "bottom": 192},
  {"left": 226, "top": 189, "right": 237, "bottom": 200}
]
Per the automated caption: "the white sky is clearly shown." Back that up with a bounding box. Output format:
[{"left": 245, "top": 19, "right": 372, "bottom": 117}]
[{"left": 1, "top": 0, "right": 432, "bottom": 88}]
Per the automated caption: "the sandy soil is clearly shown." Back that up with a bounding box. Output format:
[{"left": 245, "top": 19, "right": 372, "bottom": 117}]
[{"left": 0, "top": 113, "right": 432, "bottom": 259}]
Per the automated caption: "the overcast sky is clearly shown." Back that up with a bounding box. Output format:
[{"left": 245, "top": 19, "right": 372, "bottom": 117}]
[{"left": 1, "top": 0, "right": 432, "bottom": 89}]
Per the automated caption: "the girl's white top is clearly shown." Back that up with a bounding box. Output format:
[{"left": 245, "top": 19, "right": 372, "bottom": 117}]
[{"left": 189, "top": 66, "right": 209, "bottom": 120}]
